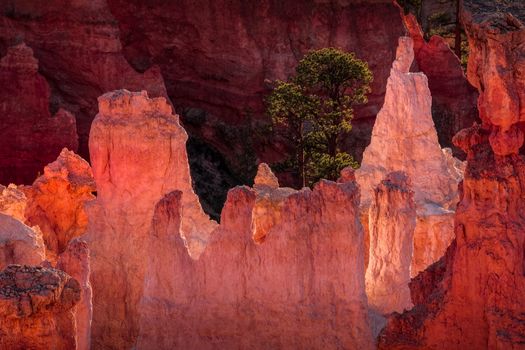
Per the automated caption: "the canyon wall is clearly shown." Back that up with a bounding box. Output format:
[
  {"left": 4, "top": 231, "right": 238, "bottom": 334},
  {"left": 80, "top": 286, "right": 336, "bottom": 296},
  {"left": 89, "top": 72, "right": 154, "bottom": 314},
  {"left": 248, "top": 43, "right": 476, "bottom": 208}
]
[
  {"left": 0, "top": 43, "right": 78, "bottom": 185},
  {"left": 379, "top": 1, "right": 525, "bottom": 348}
]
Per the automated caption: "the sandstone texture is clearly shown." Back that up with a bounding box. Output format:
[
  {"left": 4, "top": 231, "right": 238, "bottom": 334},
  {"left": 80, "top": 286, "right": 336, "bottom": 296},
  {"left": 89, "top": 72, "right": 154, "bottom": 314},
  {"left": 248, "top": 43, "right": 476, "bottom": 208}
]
[
  {"left": 0, "top": 184, "right": 27, "bottom": 222},
  {"left": 0, "top": 43, "right": 78, "bottom": 185},
  {"left": 0, "top": 265, "right": 81, "bottom": 350},
  {"left": 24, "top": 148, "right": 96, "bottom": 261},
  {"left": 137, "top": 170, "right": 373, "bottom": 349},
  {"left": 379, "top": 2, "right": 525, "bottom": 349},
  {"left": 356, "top": 36, "right": 462, "bottom": 276},
  {"left": 366, "top": 172, "right": 416, "bottom": 315},
  {"left": 85, "top": 90, "right": 216, "bottom": 349},
  {"left": 0, "top": 214, "right": 45, "bottom": 270}
]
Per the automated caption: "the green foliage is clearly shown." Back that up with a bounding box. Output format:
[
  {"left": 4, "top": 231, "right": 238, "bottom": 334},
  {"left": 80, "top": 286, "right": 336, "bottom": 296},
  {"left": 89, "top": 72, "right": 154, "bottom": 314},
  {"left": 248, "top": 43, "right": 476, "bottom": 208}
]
[{"left": 266, "top": 48, "right": 372, "bottom": 187}]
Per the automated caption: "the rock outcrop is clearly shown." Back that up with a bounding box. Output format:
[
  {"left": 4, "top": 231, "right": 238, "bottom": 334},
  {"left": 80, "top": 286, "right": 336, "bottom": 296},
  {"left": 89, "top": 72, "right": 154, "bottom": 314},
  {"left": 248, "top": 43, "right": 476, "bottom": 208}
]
[
  {"left": 24, "top": 149, "right": 95, "bottom": 261},
  {"left": 379, "top": 2, "right": 525, "bottom": 349},
  {"left": 137, "top": 169, "right": 373, "bottom": 349},
  {"left": 0, "top": 265, "right": 81, "bottom": 350},
  {"left": 85, "top": 90, "right": 216, "bottom": 349},
  {"left": 356, "top": 37, "right": 462, "bottom": 276},
  {"left": 0, "top": 214, "right": 45, "bottom": 269},
  {"left": 0, "top": 43, "right": 78, "bottom": 185},
  {"left": 366, "top": 172, "right": 416, "bottom": 315}
]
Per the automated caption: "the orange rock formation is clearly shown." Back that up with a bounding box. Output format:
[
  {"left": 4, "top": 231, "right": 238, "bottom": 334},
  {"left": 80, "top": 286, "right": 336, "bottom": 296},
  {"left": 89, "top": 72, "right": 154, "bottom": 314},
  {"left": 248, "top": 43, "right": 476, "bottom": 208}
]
[{"left": 0, "top": 265, "right": 81, "bottom": 350}]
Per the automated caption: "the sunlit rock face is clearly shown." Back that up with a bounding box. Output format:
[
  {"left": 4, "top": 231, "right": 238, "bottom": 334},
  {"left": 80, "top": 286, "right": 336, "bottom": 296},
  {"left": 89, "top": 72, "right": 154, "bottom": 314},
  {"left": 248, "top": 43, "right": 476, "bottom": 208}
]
[
  {"left": 23, "top": 149, "right": 95, "bottom": 262},
  {"left": 0, "top": 265, "right": 81, "bottom": 350},
  {"left": 85, "top": 90, "right": 216, "bottom": 349},
  {"left": 0, "top": 43, "right": 78, "bottom": 185},
  {"left": 366, "top": 172, "right": 416, "bottom": 315},
  {"left": 0, "top": 214, "right": 45, "bottom": 269},
  {"left": 135, "top": 164, "right": 373, "bottom": 349},
  {"left": 356, "top": 36, "right": 463, "bottom": 276},
  {"left": 379, "top": 2, "right": 525, "bottom": 349},
  {"left": 58, "top": 239, "right": 92, "bottom": 350}
]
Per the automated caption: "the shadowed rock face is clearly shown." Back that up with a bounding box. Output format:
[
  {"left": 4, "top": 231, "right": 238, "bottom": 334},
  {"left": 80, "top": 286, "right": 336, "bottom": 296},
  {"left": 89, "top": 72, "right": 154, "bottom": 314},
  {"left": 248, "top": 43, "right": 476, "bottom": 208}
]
[
  {"left": 0, "top": 265, "right": 81, "bottom": 350},
  {"left": 105, "top": 0, "right": 405, "bottom": 166},
  {"left": 0, "top": 43, "right": 78, "bottom": 185},
  {"left": 379, "top": 2, "right": 525, "bottom": 349}
]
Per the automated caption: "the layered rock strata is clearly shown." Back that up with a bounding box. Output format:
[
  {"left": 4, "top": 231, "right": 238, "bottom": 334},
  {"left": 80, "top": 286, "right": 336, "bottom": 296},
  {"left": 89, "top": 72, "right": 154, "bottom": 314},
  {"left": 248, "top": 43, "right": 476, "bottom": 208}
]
[
  {"left": 0, "top": 265, "right": 81, "bottom": 350},
  {"left": 366, "top": 172, "right": 416, "bottom": 315},
  {"left": 0, "top": 43, "right": 78, "bottom": 185},
  {"left": 379, "top": 2, "right": 525, "bottom": 348},
  {"left": 356, "top": 36, "right": 462, "bottom": 276},
  {"left": 137, "top": 167, "right": 373, "bottom": 349},
  {"left": 85, "top": 90, "right": 216, "bottom": 349}
]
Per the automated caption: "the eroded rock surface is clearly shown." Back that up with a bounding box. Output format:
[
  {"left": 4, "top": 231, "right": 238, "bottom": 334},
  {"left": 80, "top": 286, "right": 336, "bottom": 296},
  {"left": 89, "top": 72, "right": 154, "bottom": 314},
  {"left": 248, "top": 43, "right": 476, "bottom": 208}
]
[
  {"left": 0, "top": 43, "right": 78, "bottom": 185},
  {"left": 85, "top": 90, "right": 216, "bottom": 349},
  {"left": 24, "top": 149, "right": 95, "bottom": 261},
  {"left": 137, "top": 173, "right": 373, "bottom": 349},
  {"left": 366, "top": 172, "right": 416, "bottom": 315},
  {"left": 0, "top": 265, "right": 81, "bottom": 350},
  {"left": 356, "top": 36, "right": 462, "bottom": 276},
  {"left": 0, "top": 184, "right": 27, "bottom": 222}
]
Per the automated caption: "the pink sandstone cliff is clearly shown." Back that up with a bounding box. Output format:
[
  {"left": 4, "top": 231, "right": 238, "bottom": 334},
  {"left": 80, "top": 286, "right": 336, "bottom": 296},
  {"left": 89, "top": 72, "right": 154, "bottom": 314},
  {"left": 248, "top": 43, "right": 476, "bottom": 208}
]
[
  {"left": 0, "top": 43, "right": 78, "bottom": 185},
  {"left": 0, "top": 265, "right": 81, "bottom": 350},
  {"left": 356, "top": 36, "right": 462, "bottom": 277},
  {"left": 379, "top": 1, "right": 525, "bottom": 348},
  {"left": 136, "top": 165, "right": 373, "bottom": 349},
  {"left": 84, "top": 90, "right": 216, "bottom": 349}
]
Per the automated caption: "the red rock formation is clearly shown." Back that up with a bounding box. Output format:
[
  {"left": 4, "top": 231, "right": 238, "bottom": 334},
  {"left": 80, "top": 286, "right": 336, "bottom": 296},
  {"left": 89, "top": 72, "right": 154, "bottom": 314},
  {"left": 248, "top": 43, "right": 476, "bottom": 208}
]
[
  {"left": 0, "top": 0, "right": 169, "bottom": 159},
  {"left": 379, "top": 2, "right": 525, "bottom": 348},
  {"left": 24, "top": 148, "right": 95, "bottom": 261},
  {"left": 137, "top": 176, "right": 373, "bottom": 349},
  {"left": 403, "top": 12, "right": 479, "bottom": 154},
  {"left": 0, "top": 43, "right": 78, "bottom": 185},
  {"left": 0, "top": 265, "right": 81, "bottom": 350},
  {"left": 58, "top": 239, "right": 92, "bottom": 350},
  {"left": 366, "top": 172, "right": 416, "bottom": 315},
  {"left": 85, "top": 90, "right": 216, "bottom": 349},
  {"left": 0, "top": 214, "right": 45, "bottom": 269}
]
